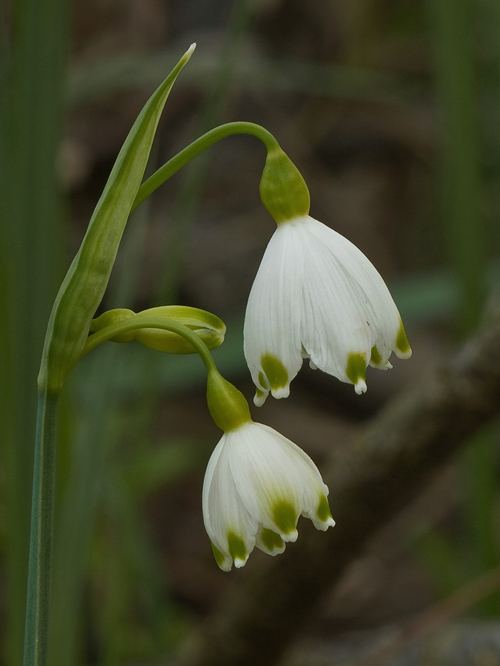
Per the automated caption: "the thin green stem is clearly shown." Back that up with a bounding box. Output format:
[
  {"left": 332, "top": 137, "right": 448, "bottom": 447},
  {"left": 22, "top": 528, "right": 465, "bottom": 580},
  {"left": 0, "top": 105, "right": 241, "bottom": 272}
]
[
  {"left": 132, "top": 121, "right": 280, "bottom": 211},
  {"left": 23, "top": 390, "right": 59, "bottom": 666},
  {"left": 82, "top": 317, "right": 218, "bottom": 375}
]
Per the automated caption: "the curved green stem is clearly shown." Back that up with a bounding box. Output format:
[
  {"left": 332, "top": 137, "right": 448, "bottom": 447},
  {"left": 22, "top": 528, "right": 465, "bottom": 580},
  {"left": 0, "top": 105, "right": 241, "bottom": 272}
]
[
  {"left": 132, "top": 121, "right": 280, "bottom": 211},
  {"left": 82, "top": 316, "right": 218, "bottom": 374},
  {"left": 23, "top": 390, "right": 59, "bottom": 666}
]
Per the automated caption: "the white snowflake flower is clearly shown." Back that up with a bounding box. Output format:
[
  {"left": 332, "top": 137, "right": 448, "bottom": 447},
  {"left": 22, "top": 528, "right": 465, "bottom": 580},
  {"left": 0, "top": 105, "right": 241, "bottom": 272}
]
[
  {"left": 244, "top": 214, "right": 411, "bottom": 406},
  {"left": 202, "top": 420, "right": 334, "bottom": 572}
]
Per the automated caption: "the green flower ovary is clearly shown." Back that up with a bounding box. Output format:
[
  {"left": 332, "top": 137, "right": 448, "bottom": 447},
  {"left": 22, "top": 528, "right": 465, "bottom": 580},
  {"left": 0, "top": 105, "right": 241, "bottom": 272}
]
[
  {"left": 206, "top": 370, "right": 251, "bottom": 432},
  {"left": 259, "top": 148, "right": 310, "bottom": 224}
]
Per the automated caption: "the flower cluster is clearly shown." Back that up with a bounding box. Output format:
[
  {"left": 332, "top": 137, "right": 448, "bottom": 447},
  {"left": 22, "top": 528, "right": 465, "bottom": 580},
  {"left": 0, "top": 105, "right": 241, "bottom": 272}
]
[{"left": 203, "top": 150, "right": 411, "bottom": 570}]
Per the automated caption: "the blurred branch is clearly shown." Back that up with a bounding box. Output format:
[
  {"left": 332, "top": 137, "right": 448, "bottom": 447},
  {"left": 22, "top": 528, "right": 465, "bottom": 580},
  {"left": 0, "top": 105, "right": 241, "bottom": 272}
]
[
  {"left": 355, "top": 565, "right": 500, "bottom": 666},
  {"left": 181, "top": 307, "right": 500, "bottom": 666}
]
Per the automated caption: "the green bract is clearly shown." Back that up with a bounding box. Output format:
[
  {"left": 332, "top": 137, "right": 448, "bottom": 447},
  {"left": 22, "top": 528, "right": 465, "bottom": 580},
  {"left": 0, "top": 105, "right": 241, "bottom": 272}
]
[
  {"left": 37, "top": 44, "right": 195, "bottom": 394},
  {"left": 90, "top": 306, "right": 226, "bottom": 354}
]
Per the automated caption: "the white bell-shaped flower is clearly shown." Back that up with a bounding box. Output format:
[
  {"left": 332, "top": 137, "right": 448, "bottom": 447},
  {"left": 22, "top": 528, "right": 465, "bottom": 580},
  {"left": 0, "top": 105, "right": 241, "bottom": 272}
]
[
  {"left": 244, "top": 214, "right": 411, "bottom": 406},
  {"left": 202, "top": 420, "right": 334, "bottom": 572}
]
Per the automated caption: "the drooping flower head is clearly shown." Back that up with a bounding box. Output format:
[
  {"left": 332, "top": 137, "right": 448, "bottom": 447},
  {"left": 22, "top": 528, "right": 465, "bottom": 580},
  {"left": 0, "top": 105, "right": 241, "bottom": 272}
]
[
  {"left": 204, "top": 369, "right": 334, "bottom": 571},
  {"left": 244, "top": 147, "right": 411, "bottom": 406}
]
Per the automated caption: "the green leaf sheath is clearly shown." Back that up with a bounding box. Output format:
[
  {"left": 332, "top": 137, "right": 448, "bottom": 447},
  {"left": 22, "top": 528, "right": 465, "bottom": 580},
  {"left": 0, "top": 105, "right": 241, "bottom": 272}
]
[{"left": 38, "top": 45, "right": 195, "bottom": 394}]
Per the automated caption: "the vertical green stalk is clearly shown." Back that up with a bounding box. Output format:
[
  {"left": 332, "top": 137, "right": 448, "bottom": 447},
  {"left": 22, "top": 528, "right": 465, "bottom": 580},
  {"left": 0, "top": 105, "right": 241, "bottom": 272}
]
[
  {"left": 428, "top": 0, "right": 485, "bottom": 335},
  {"left": 49, "top": 346, "right": 123, "bottom": 666},
  {"left": 0, "top": 1, "right": 69, "bottom": 664},
  {"left": 428, "top": 0, "right": 496, "bottom": 611},
  {"left": 23, "top": 391, "right": 59, "bottom": 666}
]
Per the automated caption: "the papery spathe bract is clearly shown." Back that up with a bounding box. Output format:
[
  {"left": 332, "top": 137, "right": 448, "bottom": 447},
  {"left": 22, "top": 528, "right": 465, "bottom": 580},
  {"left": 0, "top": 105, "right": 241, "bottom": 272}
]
[
  {"left": 202, "top": 421, "right": 334, "bottom": 571},
  {"left": 243, "top": 214, "right": 411, "bottom": 406}
]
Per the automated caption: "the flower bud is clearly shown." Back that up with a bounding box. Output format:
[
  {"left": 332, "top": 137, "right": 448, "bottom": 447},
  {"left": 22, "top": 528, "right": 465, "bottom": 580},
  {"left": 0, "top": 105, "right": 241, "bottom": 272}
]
[
  {"left": 90, "top": 305, "right": 226, "bottom": 354},
  {"left": 133, "top": 306, "right": 225, "bottom": 354},
  {"left": 90, "top": 309, "right": 136, "bottom": 342}
]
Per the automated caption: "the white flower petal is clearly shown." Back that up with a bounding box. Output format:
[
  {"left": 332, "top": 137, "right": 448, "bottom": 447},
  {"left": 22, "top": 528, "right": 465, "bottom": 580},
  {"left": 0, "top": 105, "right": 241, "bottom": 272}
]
[
  {"left": 244, "top": 225, "right": 305, "bottom": 403},
  {"left": 226, "top": 423, "right": 300, "bottom": 541},
  {"left": 298, "top": 223, "right": 372, "bottom": 384},
  {"left": 306, "top": 218, "right": 404, "bottom": 352},
  {"left": 202, "top": 434, "right": 258, "bottom": 571},
  {"left": 228, "top": 422, "right": 334, "bottom": 540}
]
